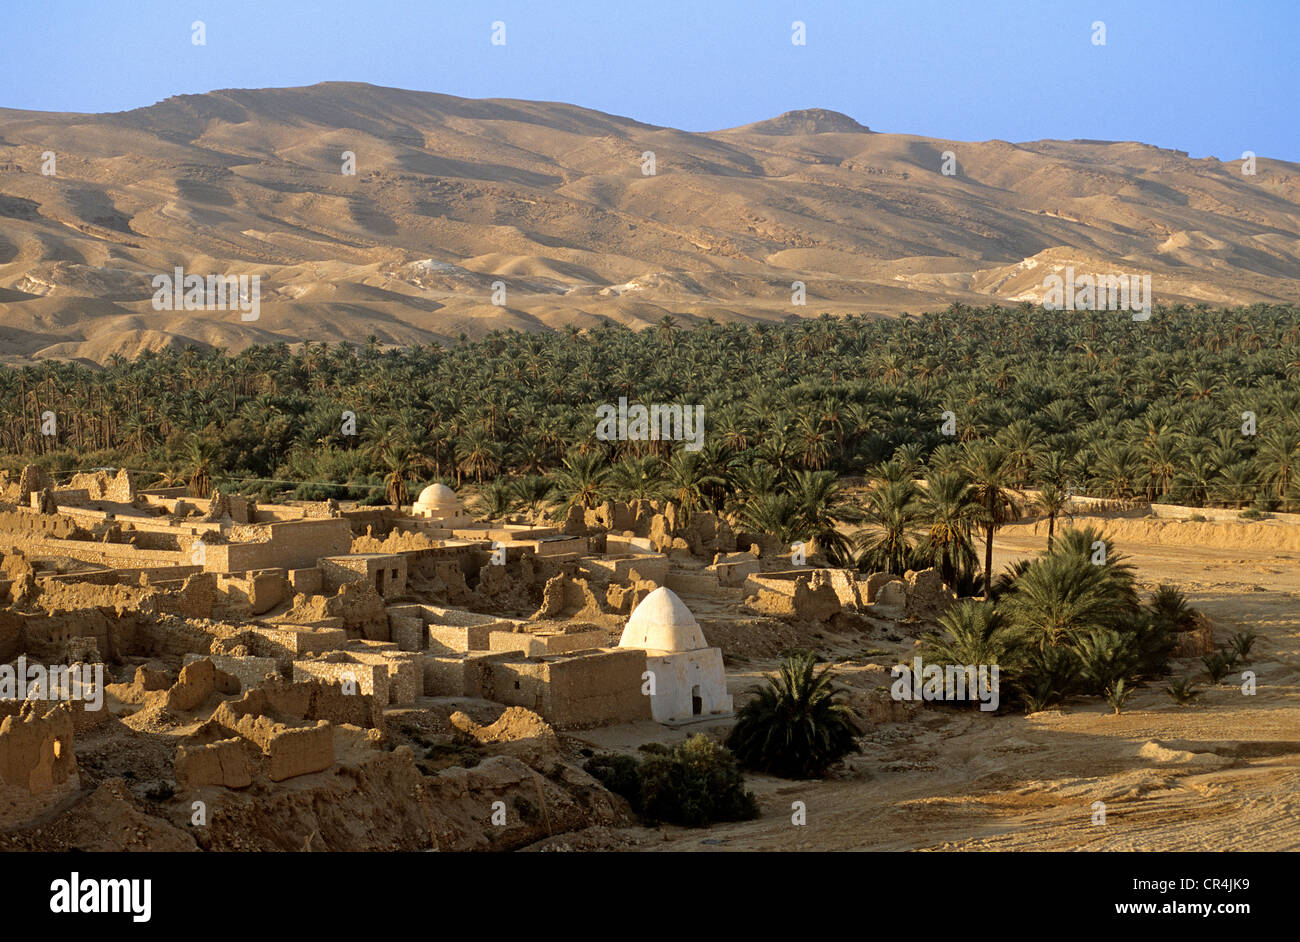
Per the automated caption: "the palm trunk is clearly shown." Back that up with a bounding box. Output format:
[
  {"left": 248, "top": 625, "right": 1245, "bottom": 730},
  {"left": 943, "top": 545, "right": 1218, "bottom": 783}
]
[{"left": 983, "top": 525, "right": 994, "bottom": 597}]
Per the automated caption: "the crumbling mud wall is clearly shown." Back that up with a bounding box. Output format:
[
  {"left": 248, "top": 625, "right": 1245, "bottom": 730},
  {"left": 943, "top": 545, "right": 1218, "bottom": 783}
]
[
  {"left": 478, "top": 648, "right": 652, "bottom": 729},
  {"left": 221, "top": 678, "right": 384, "bottom": 730},
  {"left": 743, "top": 569, "right": 843, "bottom": 621},
  {"left": 0, "top": 702, "right": 79, "bottom": 827},
  {"left": 201, "top": 518, "right": 353, "bottom": 572},
  {"left": 67, "top": 469, "right": 136, "bottom": 504},
  {"left": 1003, "top": 515, "right": 1300, "bottom": 553}
]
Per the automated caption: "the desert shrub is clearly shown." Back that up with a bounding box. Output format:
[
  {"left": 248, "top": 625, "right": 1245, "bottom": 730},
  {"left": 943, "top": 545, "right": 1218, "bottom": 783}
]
[
  {"left": 1104, "top": 678, "right": 1136, "bottom": 715},
  {"left": 420, "top": 740, "right": 481, "bottom": 772},
  {"left": 637, "top": 736, "right": 758, "bottom": 827},
  {"left": 144, "top": 781, "right": 175, "bottom": 802},
  {"left": 1201, "top": 651, "right": 1231, "bottom": 684},
  {"left": 582, "top": 753, "right": 643, "bottom": 813},
  {"left": 512, "top": 795, "right": 539, "bottom": 824},
  {"left": 1165, "top": 677, "right": 1199, "bottom": 704},
  {"left": 727, "top": 651, "right": 862, "bottom": 779},
  {"left": 1238, "top": 507, "right": 1263, "bottom": 520},
  {"left": 1227, "top": 631, "right": 1257, "bottom": 664},
  {"left": 583, "top": 737, "right": 757, "bottom": 828}
]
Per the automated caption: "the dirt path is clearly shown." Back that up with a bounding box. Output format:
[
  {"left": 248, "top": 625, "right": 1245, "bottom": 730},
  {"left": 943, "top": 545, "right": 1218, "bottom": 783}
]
[{"left": 598, "top": 521, "right": 1300, "bottom": 851}]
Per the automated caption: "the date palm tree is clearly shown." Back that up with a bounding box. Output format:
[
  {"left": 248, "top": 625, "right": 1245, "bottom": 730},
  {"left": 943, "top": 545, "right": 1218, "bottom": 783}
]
[
  {"left": 726, "top": 651, "right": 861, "bottom": 779},
  {"left": 382, "top": 449, "right": 411, "bottom": 511},
  {"left": 856, "top": 475, "right": 919, "bottom": 575},
  {"left": 662, "top": 450, "right": 723, "bottom": 521},
  {"left": 962, "top": 442, "right": 1022, "bottom": 597},
  {"left": 606, "top": 454, "right": 667, "bottom": 502},
  {"left": 1033, "top": 480, "right": 1072, "bottom": 548},
  {"left": 788, "top": 469, "right": 860, "bottom": 565},
  {"left": 918, "top": 470, "right": 978, "bottom": 588},
  {"left": 183, "top": 435, "right": 217, "bottom": 499},
  {"left": 548, "top": 452, "right": 609, "bottom": 514}
]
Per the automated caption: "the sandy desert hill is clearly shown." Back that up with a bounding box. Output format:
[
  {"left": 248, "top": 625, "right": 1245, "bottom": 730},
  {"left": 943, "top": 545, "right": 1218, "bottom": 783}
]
[{"left": 1, "top": 81, "right": 1299, "bottom": 364}]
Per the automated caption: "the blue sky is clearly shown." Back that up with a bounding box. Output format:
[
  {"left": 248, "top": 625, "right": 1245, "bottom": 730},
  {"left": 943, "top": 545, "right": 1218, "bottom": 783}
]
[{"left": 5, "top": 0, "right": 1298, "bottom": 161}]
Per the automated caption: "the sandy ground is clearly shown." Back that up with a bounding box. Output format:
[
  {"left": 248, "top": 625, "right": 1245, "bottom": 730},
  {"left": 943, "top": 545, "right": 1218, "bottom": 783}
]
[{"left": 563, "top": 520, "right": 1300, "bottom": 851}]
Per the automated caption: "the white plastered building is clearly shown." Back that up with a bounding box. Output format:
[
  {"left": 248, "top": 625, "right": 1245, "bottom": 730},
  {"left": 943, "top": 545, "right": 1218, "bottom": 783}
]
[{"left": 619, "top": 587, "right": 733, "bottom": 725}]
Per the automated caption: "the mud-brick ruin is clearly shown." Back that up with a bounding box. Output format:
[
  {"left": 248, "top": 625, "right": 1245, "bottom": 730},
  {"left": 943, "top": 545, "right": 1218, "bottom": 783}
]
[{"left": 0, "top": 468, "right": 957, "bottom": 851}]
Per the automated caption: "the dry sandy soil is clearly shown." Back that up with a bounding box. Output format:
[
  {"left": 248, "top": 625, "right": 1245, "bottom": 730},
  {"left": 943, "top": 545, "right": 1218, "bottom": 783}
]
[
  {"left": 554, "top": 515, "right": 1300, "bottom": 852},
  {"left": 3, "top": 82, "right": 1300, "bottom": 363}
]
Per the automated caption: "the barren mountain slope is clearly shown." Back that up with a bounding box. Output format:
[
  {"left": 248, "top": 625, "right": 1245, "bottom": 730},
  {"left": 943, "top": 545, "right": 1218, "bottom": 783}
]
[{"left": 1, "top": 81, "right": 1298, "bottom": 363}]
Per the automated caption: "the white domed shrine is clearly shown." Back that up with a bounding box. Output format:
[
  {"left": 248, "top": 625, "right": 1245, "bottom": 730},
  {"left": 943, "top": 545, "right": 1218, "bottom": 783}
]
[
  {"left": 619, "top": 588, "right": 732, "bottom": 725},
  {"left": 412, "top": 483, "right": 470, "bottom": 526},
  {"left": 618, "top": 586, "right": 708, "bottom": 652}
]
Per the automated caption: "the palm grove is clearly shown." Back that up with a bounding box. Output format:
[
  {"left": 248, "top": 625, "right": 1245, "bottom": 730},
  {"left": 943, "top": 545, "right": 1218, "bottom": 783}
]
[
  {"left": 6, "top": 302, "right": 1296, "bottom": 538},
  {"left": 1, "top": 302, "right": 1292, "bottom": 766}
]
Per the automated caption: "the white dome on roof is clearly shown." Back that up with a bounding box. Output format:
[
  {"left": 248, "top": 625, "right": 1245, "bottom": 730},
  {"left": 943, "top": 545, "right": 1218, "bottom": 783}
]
[
  {"left": 415, "top": 483, "right": 461, "bottom": 508},
  {"left": 619, "top": 587, "right": 708, "bottom": 653}
]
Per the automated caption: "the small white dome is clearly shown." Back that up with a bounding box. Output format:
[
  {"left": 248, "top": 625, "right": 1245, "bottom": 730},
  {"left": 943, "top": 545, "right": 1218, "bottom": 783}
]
[
  {"left": 619, "top": 587, "right": 708, "bottom": 653},
  {"left": 415, "top": 483, "right": 461, "bottom": 508}
]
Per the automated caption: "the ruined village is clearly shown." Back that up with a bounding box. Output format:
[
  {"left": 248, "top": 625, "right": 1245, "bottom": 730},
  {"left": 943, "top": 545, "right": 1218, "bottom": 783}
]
[
  {"left": 0, "top": 462, "right": 972, "bottom": 850},
  {"left": 8, "top": 445, "right": 1284, "bottom": 856}
]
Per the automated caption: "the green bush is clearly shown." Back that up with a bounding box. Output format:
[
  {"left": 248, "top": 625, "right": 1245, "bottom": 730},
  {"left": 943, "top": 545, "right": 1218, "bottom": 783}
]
[
  {"left": 1164, "top": 677, "right": 1199, "bottom": 704},
  {"left": 1201, "top": 651, "right": 1231, "bottom": 684},
  {"left": 291, "top": 482, "right": 349, "bottom": 501},
  {"left": 1103, "top": 678, "right": 1136, "bottom": 715},
  {"left": 638, "top": 736, "right": 758, "bottom": 827},
  {"left": 582, "top": 753, "right": 642, "bottom": 813},
  {"left": 1014, "top": 644, "right": 1080, "bottom": 712},
  {"left": 1227, "top": 631, "right": 1257, "bottom": 664},
  {"left": 584, "top": 736, "right": 757, "bottom": 828}
]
